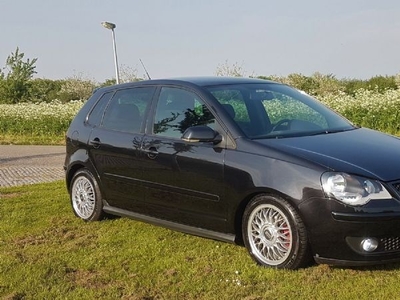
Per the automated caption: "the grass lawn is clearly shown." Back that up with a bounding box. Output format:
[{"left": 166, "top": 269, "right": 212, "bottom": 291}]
[
  {"left": 1, "top": 182, "right": 400, "bottom": 299},
  {"left": 0, "top": 133, "right": 65, "bottom": 145}
]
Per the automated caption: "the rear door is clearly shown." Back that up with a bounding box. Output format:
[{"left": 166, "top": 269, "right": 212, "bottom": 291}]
[
  {"left": 141, "top": 86, "right": 227, "bottom": 231},
  {"left": 88, "top": 86, "right": 155, "bottom": 209}
]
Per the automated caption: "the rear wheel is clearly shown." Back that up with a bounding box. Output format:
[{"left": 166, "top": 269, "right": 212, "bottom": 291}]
[
  {"left": 242, "top": 194, "right": 310, "bottom": 269},
  {"left": 70, "top": 169, "right": 104, "bottom": 221}
]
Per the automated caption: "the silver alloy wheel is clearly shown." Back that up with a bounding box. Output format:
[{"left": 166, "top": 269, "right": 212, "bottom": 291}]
[
  {"left": 71, "top": 176, "right": 96, "bottom": 219},
  {"left": 247, "top": 203, "right": 293, "bottom": 266}
]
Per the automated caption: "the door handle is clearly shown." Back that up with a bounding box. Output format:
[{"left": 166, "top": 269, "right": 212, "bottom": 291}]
[
  {"left": 143, "top": 147, "right": 158, "bottom": 159},
  {"left": 90, "top": 137, "right": 101, "bottom": 149}
]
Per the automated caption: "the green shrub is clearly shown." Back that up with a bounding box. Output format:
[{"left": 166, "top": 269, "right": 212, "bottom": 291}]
[
  {"left": 319, "top": 88, "right": 400, "bottom": 134},
  {"left": 343, "top": 76, "right": 398, "bottom": 96},
  {"left": 57, "top": 76, "right": 96, "bottom": 102},
  {"left": 27, "top": 78, "right": 62, "bottom": 103},
  {"left": 1, "top": 74, "right": 400, "bottom": 145},
  {"left": 259, "top": 73, "right": 398, "bottom": 98}
]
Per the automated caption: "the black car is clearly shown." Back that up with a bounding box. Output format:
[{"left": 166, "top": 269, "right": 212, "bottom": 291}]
[{"left": 65, "top": 76, "right": 400, "bottom": 269}]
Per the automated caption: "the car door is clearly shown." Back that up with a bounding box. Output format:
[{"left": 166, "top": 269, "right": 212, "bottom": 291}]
[
  {"left": 140, "top": 86, "right": 227, "bottom": 231},
  {"left": 88, "top": 86, "right": 155, "bottom": 209}
]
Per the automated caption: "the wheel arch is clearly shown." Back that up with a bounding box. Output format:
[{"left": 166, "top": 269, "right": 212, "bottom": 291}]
[
  {"left": 233, "top": 188, "right": 302, "bottom": 245},
  {"left": 66, "top": 163, "right": 85, "bottom": 190},
  {"left": 236, "top": 189, "right": 313, "bottom": 269},
  {"left": 65, "top": 148, "right": 100, "bottom": 191},
  {"left": 66, "top": 161, "right": 100, "bottom": 193}
]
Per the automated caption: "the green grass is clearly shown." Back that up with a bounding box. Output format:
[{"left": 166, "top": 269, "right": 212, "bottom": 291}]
[
  {"left": 0, "top": 133, "right": 65, "bottom": 145},
  {"left": 1, "top": 182, "right": 400, "bottom": 299}
]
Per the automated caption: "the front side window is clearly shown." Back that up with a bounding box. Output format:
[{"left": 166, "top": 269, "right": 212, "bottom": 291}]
[
  {"left": 102, "top": 87, "right": 155, "bottom": 133},
  {"left": 209, "top": 89, "right": 250, "bottom": 123},
  {"left": 153, "top": 87, "right": 215, "bottom": 138}
]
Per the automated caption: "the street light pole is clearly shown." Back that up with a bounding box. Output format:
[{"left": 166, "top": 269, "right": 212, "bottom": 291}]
[{"left": 101, "top": 21, "right": 120, "bottom": 84}]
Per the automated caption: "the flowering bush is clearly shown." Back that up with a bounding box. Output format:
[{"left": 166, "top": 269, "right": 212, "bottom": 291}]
[
  {"left": 0, "top": 100, "right": 84, "bottom": 139},
  {"left": 0, "top": 87, "right": 399, "bottom": 145},
  {"left": 319, "top": 88, "right": 400, "bottom": 135}
]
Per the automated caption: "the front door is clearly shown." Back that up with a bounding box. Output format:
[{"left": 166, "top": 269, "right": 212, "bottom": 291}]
[{"left": 141, "top": 86, "right": 227, "bottom": 231}]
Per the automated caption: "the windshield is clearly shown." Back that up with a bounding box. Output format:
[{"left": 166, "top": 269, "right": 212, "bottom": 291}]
[{"left": 206, "top": 83, "right": 355, "bottom": 139}]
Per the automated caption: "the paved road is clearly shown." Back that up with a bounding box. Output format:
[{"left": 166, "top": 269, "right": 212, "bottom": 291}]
[{"left": 0, "top": 145, "right": 65, "bottom": 187}]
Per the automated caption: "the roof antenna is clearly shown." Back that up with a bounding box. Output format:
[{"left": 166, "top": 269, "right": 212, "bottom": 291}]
[{"left": 139, "top": 59, "right": 151, "bottom": 80}]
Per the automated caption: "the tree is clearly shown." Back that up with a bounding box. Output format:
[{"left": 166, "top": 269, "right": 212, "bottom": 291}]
[
  {"left": 119, "top": 64, "right": 142, "bottom": 83},
  {"left": 57, "top": 73, "right": 96, "bottom": 102},
  {"left": 215, "top": 60, "right": 246, "bottom": 77},
  {"left": 0, "top": 47, "right": 38, "bottom": 103},
  {"left": 99, "top": 64, "right": 143, "bottom": 87},
  {"left": 4, "top": 47, "right": 37, "bottom": 81}
]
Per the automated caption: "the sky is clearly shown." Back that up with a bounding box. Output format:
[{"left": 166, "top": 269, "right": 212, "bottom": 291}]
[{"left": 1, "top": 0, "right": 400, "bottom": 83}]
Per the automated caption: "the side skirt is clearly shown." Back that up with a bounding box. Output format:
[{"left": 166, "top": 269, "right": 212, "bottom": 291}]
[{"left": 103, "top": 204, "right": 236, "bottom": 244}]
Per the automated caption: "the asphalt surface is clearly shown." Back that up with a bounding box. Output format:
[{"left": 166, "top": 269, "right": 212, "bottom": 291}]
[{"left": 0, "top": 145, "right": 65, "bottom": 187}]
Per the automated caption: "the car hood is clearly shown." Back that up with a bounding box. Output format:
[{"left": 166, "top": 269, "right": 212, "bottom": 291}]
[{"left": 256, "top": 128, "right": 400, "bottom": 182}]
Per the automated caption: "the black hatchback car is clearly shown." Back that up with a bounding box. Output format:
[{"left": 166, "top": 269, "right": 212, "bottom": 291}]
[{"left": 65, "top": 77, "right": 400, "bottom": 269}]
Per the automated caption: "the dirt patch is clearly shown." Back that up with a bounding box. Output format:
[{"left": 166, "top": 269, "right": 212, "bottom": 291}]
[
  {"left": 66, "top": 268, "right": 111, "bottom": 290},
  {"left": 0, "top": 192, "right": 25, "bottom": 199}
]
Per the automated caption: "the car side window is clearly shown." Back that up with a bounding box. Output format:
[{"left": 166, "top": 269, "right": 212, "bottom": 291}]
[
  {"left": 153, "top": 87, "right": 215, "bottom": 138},
  {"left": 210, "top": 89, "right": 250, "bottom": 123},
  {"left": 87, "top": 92, "right": 113, "bottom": 126},
  {"left": 209, "top": 89, "right": 256, "bottom": 135},
  {"left": 101, "top": 87, "right": 155, "bottom": 133}
]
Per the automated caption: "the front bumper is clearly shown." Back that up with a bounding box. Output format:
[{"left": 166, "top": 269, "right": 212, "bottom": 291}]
[
  {"left": 298, "top": 197, "right": 400, "bottom": 266},
  {"left": 314, "top": 255, "right": 400, "bottom": 267}
]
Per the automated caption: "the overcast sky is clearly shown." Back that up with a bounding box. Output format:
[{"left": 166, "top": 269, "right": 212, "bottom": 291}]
[{"left": 1, "top": 0, "right": 399, "bottom": 82}]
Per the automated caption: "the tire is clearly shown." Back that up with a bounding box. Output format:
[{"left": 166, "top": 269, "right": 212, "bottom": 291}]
[
  {"left": 69, "top": 168, "right": 104, "bottom": 221},
  {"left": 242, "top": 194, "right": 310, "bottom": 269}
]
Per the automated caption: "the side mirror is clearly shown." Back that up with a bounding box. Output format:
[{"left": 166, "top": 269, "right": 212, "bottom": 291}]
[{"left": 181, "top": 126, "right": 222, "bottom": 144}]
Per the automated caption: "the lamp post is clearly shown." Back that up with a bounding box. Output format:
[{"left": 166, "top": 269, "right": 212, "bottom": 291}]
[{"left": 101, "top": 21, "right": 120, "bottom": 84}]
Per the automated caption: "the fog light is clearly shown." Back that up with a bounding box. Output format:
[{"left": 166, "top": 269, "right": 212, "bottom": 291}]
[{"left": 361, "top": 238, "right": 378, "bottom": 252}]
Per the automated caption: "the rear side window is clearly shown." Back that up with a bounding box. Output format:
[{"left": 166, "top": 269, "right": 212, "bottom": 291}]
[
  {"left": 87, "top": 92, "right": 113, "bottom": 126},
  {"left": 101, "top": 87, "right": 155, "bottom": 133}
]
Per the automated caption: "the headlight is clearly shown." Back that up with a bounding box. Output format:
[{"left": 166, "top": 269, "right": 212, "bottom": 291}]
[{"left": 321, "top": 172, "right": 391, "bottom": 206}]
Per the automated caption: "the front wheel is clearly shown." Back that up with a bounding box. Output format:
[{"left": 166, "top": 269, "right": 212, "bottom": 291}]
[
  {"left": 70, "top": 168, "right": 104, "bottom": 221},
  {"left": 242, "top": 194, "right": 310, "bottom": 269}
]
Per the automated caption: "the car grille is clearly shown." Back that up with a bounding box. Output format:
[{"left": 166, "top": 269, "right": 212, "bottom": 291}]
[
  {"left": 376, "top": 181, "right": 400, "bottom": 253},
  {"left": 380, "top": 237, "right": 400, "bottom": 252},
  {"left": 390, "top": 180, "right": 400, "bottom": 197}
]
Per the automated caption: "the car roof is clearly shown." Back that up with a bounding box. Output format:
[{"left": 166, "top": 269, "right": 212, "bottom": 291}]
[
  {"left": 96, "top": 76, "right": 278, "bottom": 93},
  {"left": 168, "top": 76, "right": 277, "bottom": 87}
]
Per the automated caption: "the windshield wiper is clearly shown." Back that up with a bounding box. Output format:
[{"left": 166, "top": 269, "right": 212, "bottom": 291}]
[
  {"left": 308, "top": 127, "right": 357, "bottom": 136},
  {"left": 252, "top": 127, "right": 357, "bottom": 140}
]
